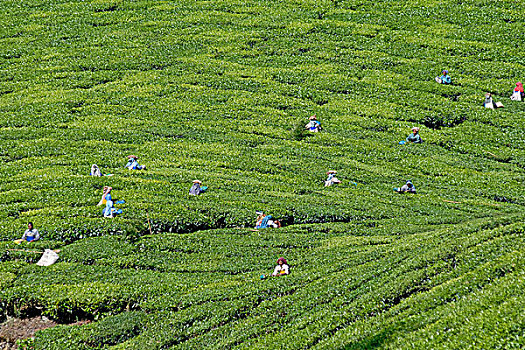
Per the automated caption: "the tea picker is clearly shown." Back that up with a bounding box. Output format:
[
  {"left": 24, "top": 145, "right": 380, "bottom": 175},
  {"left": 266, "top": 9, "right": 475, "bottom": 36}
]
[
  {"left": 261, "top": 257, "right": 290, "bottom": 279},
  {"left": 272, "top": 257, "right": 290, "bottom": 276},
  {"left": 510, "top": 82, "right": 524, "bottom": 101},
  {"left": 255, "top": 211, "right": 281, "bottom": 229},
  {"left": 483, "top": 93, "right": 504, "bottom": 109},
  {"left": 125, "top": 155, "right": 146, "bottom": 170},
  {"left": 394, "top": 180, "right": 416, "bottom": 194},
  {"left": 90, "top": 164, "right": 113, "bottom": 177},
  {"left": 305, "top": 115, "right": 321, "bottom": 132},
  {"left": 189, "top": 180, "right": 208, "bottom": 196},
  {"left": 406, "top": 127, "right": 423, "bottom": 144},
  {"left": 324, "top": 170, "right": 342, "bottom": 187},
  {"left": 97, "top": 186, "right": 125, "bottom": 218},
  {"left": 13, "top": 222, "right": 40, "bottom": 244},
  {"left": 435, "top": 70, "right": 451, "bottom": 84}
]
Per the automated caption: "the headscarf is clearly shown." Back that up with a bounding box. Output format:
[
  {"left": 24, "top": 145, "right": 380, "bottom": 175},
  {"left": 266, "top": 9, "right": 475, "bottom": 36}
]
[
  {"left": 91, "top": 164, "right": 101, "bottom": 176},
  {"left": 515, "top": 82, "right": 523, "bottom": 93},
  {"left": 277, "top": 257, "right": 287, "bottom": 265}
]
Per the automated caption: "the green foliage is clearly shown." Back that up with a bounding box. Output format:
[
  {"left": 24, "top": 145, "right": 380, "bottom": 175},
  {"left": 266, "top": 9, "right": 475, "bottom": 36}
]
[
  {"left": 1, "top": 0, "right": 525, "bottom": 348},
  {"left": 292, "top": 119, "right": 310, "bottom": 141}
]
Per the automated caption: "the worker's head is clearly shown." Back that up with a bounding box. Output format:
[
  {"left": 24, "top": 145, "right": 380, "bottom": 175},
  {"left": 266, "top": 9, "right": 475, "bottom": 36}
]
[
  {"left": 485, "top": 92, "right": 491, "bottom": 98},
  {"left": 309, "top": 115, "right": 317, "bottom": 120},
  {"left": 28, "top": 222, "right": 33, "bottom": 230},
  {"left": 442, "top": 70, "right": 448, "bottom": 75},
  {"left": 103, "top": 186, "right": 112, "bottom": 193},
  {"left": 411, "top": 127, "right": 420, "bottom": 134},
  {"left": 277, "top": 257, "right": 287, "bottom": 266},
  {"left": 192, "top": 180, "right": 202, "bottom": 185},
  {"left": 406, "top": 181, "right": 413, "bottom": 188}
]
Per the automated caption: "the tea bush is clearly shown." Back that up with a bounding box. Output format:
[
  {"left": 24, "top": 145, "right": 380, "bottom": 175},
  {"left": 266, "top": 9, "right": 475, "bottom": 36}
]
[{"left": 2, "top": 0, "right": 525, "bottom": 348}]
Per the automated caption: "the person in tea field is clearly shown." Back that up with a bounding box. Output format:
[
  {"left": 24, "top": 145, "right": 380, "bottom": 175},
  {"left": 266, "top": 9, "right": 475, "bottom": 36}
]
[
  {"left": 272, "top": 257, "right": 290, "bottom": 276},
  {"left": 305, "top": 115, "right": 321, "bottom": 132},
  {"left": 483, "top": 93, "right": 503, "bottom": 109},
  {"left": 325, "top": 170, "right": 342, "bottom": 187},
  {"left": 14, "top": 222, "right": 40, "bottom": 243},
  {"left": 510, "top": 82, "right": 524, "bottom": 101},
  {"left": 406, "top": 127, "right": 423, "bottom": 144},
  {"left": 125, "top": 155, "right": 146, "bottom": 170},
  {"left": 98, "top": 186, "right": 113, "bottom": 206},
  {"left": 255, "top": 211, "right": 281, "bottom": 229},
  {"left": 189, "top": 180, "right": 208, "bottom": 196},
  {"left": 98, "top": 187, "right": 125, "bottom": 217},
  {"left": 102, "top": 198, "right": 123, "bottom": 218},
  {"left": 435, "top": 70, "right": 451, "bottom": 84},
  {"left": 394, "top": 180, "right": 416, "bottom": 194},
  {"left": 90, "top": 164, "right": 102, "bottom": 177}
]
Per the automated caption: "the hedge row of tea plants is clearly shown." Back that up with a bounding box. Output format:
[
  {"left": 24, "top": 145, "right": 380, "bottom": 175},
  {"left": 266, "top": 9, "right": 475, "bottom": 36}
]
[{"left": 2, "top": 0, "right": 525, "bottom": 348}]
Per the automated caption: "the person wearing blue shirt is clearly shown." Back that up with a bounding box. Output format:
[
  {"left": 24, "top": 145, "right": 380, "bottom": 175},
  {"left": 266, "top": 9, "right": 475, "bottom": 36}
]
[
  {"left": 305, "top": 115, "right": 321, "bottom": 132},
  {"left": 436, "top": 70, "right": 451, "bottom": 84},
  {"left": 19, "top": 222, "right": 40, "bottom": 242},
  {"left": 189, "top": 180, "right": 208, "bottom": 196},
  {"left": 406, "top": 127, "right": 423, "bottom": 143},
  {"left": 125, "top": 155, "right": 146, "bottom": 170}
]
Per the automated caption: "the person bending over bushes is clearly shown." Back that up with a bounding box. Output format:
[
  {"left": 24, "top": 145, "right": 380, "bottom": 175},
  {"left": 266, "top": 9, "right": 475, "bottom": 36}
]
[
  {"left": 97, "top": 186, "right": 124, "bottom": 218},
  {"left": 14, "top": 222, "right": 40, "bottom": 243},
  {"left": 102, "top": 199, "right": 122, "bottom": 218},
  {"left": 125, "top": 155, "right": 146, "bottom": 170},
  {"left": 305, "top": 115, "right": 321, "bottom": 132},
  {"left": 325, "top": 170, "right": 342, "bottom": 187},
  {"left": 483, "top": 93, "right": 503, "bottom": 109},
  {"left": 394, "top": 180, "right": 416, "bottom": 194},
  {"left": 511, "top": 82, "right": 524, "bottom": 101},
  {"left": 189, "top": 180, "right": 208, "bottom": 196},
  {"left": 255, "top": 211, "right": 281, "bottom": 229},
  {"left": 90, "top": 164, "right": 102, "bottom": 177}
]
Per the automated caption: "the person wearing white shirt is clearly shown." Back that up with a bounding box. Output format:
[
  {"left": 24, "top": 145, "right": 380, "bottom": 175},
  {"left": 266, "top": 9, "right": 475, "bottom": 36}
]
[{"left": 272, "top": 257, "right": 290, "bottom": 276}]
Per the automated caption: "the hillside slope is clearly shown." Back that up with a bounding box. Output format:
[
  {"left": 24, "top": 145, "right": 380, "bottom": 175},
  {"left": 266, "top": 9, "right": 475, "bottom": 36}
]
[{"left": 1, "top": 0, "right": 525, "bottom": 348}]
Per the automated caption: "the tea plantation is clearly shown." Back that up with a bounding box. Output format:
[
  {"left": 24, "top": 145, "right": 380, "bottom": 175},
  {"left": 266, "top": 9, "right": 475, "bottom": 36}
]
[{"left": 1, "top": 0, "right": 525, "bottom": 348}]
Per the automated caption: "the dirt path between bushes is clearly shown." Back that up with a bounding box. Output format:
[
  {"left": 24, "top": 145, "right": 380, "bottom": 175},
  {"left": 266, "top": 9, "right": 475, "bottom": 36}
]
[{"left": 0, "top": 317, "right": 57, "bottom": 349}]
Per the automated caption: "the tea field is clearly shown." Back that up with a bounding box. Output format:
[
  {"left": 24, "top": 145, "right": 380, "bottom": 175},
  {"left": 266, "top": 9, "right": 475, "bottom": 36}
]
[{"left": 1, "top": 0, "right": 525, "bottom": 348}]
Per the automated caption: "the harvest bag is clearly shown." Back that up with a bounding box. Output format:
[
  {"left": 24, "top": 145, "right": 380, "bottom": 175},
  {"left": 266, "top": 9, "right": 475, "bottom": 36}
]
[
  {"left": 37, "top": 249, "right": 59, "bottom": 266},
  {"left": 511, "top": 91, "right": 522, "bottom": 101}
]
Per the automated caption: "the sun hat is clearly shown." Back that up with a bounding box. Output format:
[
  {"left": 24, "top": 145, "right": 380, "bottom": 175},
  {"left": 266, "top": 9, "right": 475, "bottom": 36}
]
[
  {"left": 309, "top": 115, "right": 317, "bottom": 120},
  {"left": 277, "top": 257, "right": 287, "bottom": 265},
  {"left": 411, "top": 127, "right": 420, "bottom": 132},
  {"left": 127, "top": 155, "right": 138, "bottom": 159},
  {"left": 327, "top": 170, "right": 337, "bottom": 174},
  {"left": 192, "top": 180, "right": 202, "bottom": 184}
]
